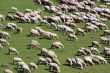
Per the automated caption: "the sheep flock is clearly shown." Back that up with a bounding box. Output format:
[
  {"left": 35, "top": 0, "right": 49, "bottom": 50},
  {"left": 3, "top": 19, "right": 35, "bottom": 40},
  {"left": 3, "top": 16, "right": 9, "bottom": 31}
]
[{"left": 0, "top": 0, "right": 110, "bottom": 73}]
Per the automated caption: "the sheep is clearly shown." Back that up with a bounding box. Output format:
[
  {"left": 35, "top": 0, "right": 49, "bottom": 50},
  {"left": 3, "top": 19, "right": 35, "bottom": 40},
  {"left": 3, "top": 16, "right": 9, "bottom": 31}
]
[
  {"left": 84, "top": 56, "right": 94, "bottom": 66},
  {"left": 0, "top": 31, "right": 11, "bottom": 39},
  {"left": 92, "top": 41, "right": 101, "bottom": 48},
  {"left": 75, "top": 61, "right": 84, "bottom": 70},
  {"left": 0, "top": 24, "right": 3, "bottom": 28},
  {"left": 22, "top": 64, "right": 31, "bottom": 73},
  {"left": 90, "top": 47, "right": 100, "bottom": 55},
  {"left": 7, "top": 23, "right": 17, "bottom": 29},
  {"left": 66, "top": 58, "right": 73, "bottom": 66},
  {"left": 6, "top": 14, "right": 14, "bottom": 20},
  {"left": 104, "top": 50, "right": 110, "bottom": 58},
  {"left": 8, "top": 47, "right": 19, "bottom": 55},
  {"left": 41, "top": 48, "right": 48, "bottom": 56},
  {"left": 100, "top": 37, "right": 108, "bottom": 44},
  {"left": 29, "top": 29, "right": 40, "bottom": 37},
  {"left": 103, "top": 30, "right": 110, "bottom": 35},
  {"left": 25, "top": 9, "right": 32, "bottom": 13},
  {"left": 77, "top": 47, "right": 92, "bottom": 55},
  {"left": 75, "top": 57, "right": 86, "bottom": 67},
  {"left": 45, "top": 57, "right": 52, "bottom": 63},
  {"left": 29, "top": 62, "right": 37, "bottom": 71},
  {"left": 92, "top": 57, "right": 101, "bottom": 64},
  {"left": 28, "top": 40, "right": 40, "bottom": 49},
  {"left": 50, "top": 22, "right": 58, "bottom": 29},
  {"left": 0, "top": 14, "right": 5, "bottom": 21},
  {"left": 95, "top": 55, "right": 107, "bottom": 64},
  {"left": 11, "top": 7, "right": 18, "bottom": 12},
  {"left": 86, "top": 26, "right": 96, "bottom": 32},
  {"left": 77, "top": 48, "right": 87, "bottom": 55},
  {"left": 38, "top": 57, "right": 48, "bottom": 65},
  {"left": 13, "top": 57, "right": 23, "bottom": 65},
  {"left": 49, "top": 63, "right": 60, "bottom": 73},
  {"left": 98, "top": 23, "right": 108, "bottom": 30},
  {"left": 47, "top": 51, "right": 57, "bottom": 59},
  {"left": 15, "top": 27, "right": 22, "bottom": 33},
  {"left": 0, "top": 39, "right": 9, "bottom": 46},
  {"left": 68, "top": 34, "right": 78, "bottom": 41},
  {"left": 6, "top": 24, "right": 15, "bottom": 30},
  {"left": 4, "top": 69, "right": 13, "bottom": 73},
  {"left": 76, "top": 28, "right": 86, "bottom": 36},
  {"left": 0, "top": 43, "right": 3, "bottom": 50},
  {"left": 49, "top": 32, "right": 59, "bottom": 40},
  {"left": 51, "top": 42, "right": 64, "bottom": 49},
  {"left": 52, "top": 58, "right": 61, "bottom": 66},
  {"left": 16, "top": 11, "right": 24, "bottom": 17}
]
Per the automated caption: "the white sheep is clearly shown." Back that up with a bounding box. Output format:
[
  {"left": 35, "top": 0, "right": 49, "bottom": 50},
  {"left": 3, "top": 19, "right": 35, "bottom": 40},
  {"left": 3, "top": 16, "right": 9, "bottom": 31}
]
[
  {"left": 8, "top": 47, "right": 19, "bottom": 55},
  {"left": 4, "top": 69, "right": 13, "bottom": 73}
]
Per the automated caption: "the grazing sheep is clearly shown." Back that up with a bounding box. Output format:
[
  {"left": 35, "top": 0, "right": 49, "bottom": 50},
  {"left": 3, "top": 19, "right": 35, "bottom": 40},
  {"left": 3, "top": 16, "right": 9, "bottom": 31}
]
[
  {"left": 0, "top": 39, "right": 9, "bottom": 46},
  {"left": 41, "top": 48, "right": 48, "bottom": 56},
  {"left": 11, "top": 7, "right": 18, "bottom": 12},
  {"left": 38, "top": 57, "right": 48, "bottom": 65},
  {"left": 0, "top": 43, "right": 3, "bottom": 50},
  {"left": 92, "top": 57, "right": 101, "bottom": 64},
  {"left": 15, "top": 27, "right": 22, "bottom": 33},
  {"left": 77, "top": 47, "right": 92, "bottom": 55},
  {"left": 75, "top": 57, "right": 86, "bottom": 67},
  {"left": 47, "top": 51, "right": 57, "bottom": 59},
  {"left": 92, "top": 41, "right": 101, "bottom": 48},
  {"left": 22, "top": 64, "right": 31, "bottom": 73},
  {"left": 6, "top": 14, "right": 14, "bottom": 20},
  {"left": 86, "top": 26, "right": 96, "bottom": 32},
  {"left": 90, "top": 47, "right": 100, "bottom": 55},
  {"left": 76, "top": 28, "right": 86, "bottom": 36},
  {"left": 49, "top": 63, "right": 60, "bottom": 73},
  {"left": 0, "top": 14, "right": 5, "bottom": 21},
  {"left": 0, "top": 31, "right": 11, "bottom": 39},
  {"left": 29, "top": 29, "right": 40, "bottom": 36},
  {"left": 8, "top": 47, "right": 19, "bottom": 55},
  {"left": 68, "top": 34, "right": 78, "bottom": 41},
  {"left": 95, "top": 55, "right": 107, "bottom": 64},
  {"left": 28, "top": 40, "right": 40, "bottom": 49},
  {"left": 4, "top": 69, "right": 13, "bottom": 73},
  {"left": 84, "top": 56, "right": 94, "bottom": 66},
  {"left": 66, "top": 58, "right": 72, "bottom": 66},
  {"left": 104, "top": 50, "right": 110, "bottom": 58},
  {"left": 52, "top": 58, "right": 61, "bottom": 66},
  {"left": 13, "top": 57, "right": 23, "bottom": 65},
  {"left": 51, "top": 42, "right": 64, "bottom": 49},
  {"left": 103, "top": 30, "right": 110, "bottom": 35},
  {"left": 29, "top": 62, "right": 37, "bottom": 71}
]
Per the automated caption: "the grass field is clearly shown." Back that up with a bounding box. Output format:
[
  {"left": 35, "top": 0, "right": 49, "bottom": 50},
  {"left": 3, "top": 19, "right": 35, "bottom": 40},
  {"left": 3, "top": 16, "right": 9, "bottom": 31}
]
[{"left": 0, "top": 0, "right": 110, "bottom": 73}]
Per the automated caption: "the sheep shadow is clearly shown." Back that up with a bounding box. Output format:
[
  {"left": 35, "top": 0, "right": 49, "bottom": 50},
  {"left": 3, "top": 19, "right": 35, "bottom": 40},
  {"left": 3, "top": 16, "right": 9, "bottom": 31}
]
[
  {"left": 63, "top": 64, "right": 69, "bottom": 66},
  {"left": 17, "top": 70, "right": 23, "bottom": 73},
  {"left": 37, "top": 53, "right": 41, "bottom": 56}
]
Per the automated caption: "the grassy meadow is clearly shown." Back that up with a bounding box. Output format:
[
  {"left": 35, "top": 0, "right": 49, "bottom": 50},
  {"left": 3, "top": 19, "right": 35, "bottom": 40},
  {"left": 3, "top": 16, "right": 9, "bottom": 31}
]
[{"left": 0, "top": 0, "right": 110, "bottom": 73}]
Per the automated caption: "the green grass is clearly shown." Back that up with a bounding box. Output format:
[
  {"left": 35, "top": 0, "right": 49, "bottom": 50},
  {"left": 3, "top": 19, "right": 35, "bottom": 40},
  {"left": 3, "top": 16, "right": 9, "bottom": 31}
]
[{"left": 0, "top": 0, "right": 110, "bottom": 73}]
